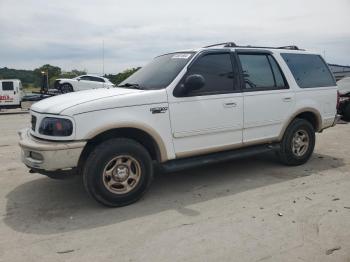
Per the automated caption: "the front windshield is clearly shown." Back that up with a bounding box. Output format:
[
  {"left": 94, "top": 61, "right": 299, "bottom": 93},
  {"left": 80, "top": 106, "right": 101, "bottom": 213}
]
[{"left": 119, "top": 52, "right": 194, "bottom": 90}]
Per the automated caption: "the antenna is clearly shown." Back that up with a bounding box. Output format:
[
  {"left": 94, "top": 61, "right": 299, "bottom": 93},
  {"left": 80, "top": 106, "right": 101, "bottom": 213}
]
[{"left": 102, "top": 40, "right": 105, "bottom": 76}]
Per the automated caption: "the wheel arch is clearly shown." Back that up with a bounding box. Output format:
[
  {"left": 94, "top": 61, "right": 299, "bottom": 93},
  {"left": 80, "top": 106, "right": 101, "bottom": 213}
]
[
  {"left": 278, "top": 108, "right": 322, "bottom": 140},
  {"left": 78, "top": 125, "right": 168, "bottom": 173}
]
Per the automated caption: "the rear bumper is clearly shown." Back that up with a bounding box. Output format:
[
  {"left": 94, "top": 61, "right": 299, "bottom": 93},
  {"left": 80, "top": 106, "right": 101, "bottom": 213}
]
[
  {"left": 18, "top": 128, "right": 86, "bottom": 171},
  {"left": 332, "top": 114, "right": 341, "bottom": 126}
]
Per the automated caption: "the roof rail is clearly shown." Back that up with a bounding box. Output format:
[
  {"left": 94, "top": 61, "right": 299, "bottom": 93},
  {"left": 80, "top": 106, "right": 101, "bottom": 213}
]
[
  {"left": 204, "top": 42, "right": 237, "bottom": 48},
  {"left": 277, "top": 45, "right": 300, "bottom": 50},
  {"left": 203, "top": 42, "right": 303, "bottom": 51}
]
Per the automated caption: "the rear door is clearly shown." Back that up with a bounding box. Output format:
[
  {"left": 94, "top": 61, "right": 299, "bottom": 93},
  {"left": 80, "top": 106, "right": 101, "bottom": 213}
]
[
  {"left": 77, "top": 76, "right": 97, "bottom": 90},
  {"left": 236, "top": 51, "right": 295, "bottom": 143},
  {"left": 168, "top": 51, "right": 243, "bottom": 157},
  {"left": 0, "top": 81, "right": 20, "bottom": 106}
]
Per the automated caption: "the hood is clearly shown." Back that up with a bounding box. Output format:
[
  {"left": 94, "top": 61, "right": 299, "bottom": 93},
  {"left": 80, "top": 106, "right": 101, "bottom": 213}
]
[
  {"left": 31, "top": 88, "right": 142, "bottom": 114},
  {"left": 337, "top": 77, "right": 350, "bottom": 95},
  {"left": 55, "top": 78, "right": 73, "bottom": 82}
]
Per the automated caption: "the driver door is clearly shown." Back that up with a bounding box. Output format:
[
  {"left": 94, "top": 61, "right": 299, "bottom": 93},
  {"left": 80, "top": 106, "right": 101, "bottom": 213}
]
[
  {"left": 77, "top": 76, "right": 95, "bottom": 91},
  {"left": 168, "top": 51, "right": 243, "bottom": 158}
]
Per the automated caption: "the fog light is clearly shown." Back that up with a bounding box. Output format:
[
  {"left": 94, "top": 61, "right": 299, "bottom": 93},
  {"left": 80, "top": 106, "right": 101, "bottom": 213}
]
[{"left": 30, "top": 151, "right": 43, "bottom": 161}]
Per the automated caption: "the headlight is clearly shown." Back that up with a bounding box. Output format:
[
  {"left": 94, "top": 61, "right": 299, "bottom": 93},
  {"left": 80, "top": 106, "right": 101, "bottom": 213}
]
[{"left": 39, "top": 117, "right": 73, "bottom": 136}]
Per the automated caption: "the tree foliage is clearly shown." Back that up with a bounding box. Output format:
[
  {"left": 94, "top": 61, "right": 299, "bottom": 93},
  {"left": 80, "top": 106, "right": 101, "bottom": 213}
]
[
  {"left": 0, "top": 67, "right": 36, "bottom": 87},
  {"left": 105, "top": 67, "right": 141, "bottom": 85},
  {"left": 60, "top": 69, "right": 87, "bottom": 79},
  {"left": 33, "top": 64, "right": 62, "bottom": 87}
]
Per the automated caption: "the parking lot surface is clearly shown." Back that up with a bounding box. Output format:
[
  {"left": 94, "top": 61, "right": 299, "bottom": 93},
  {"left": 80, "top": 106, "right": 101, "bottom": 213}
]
[{"left": 0, "top": 112, "right": 349, "bottom": 262}]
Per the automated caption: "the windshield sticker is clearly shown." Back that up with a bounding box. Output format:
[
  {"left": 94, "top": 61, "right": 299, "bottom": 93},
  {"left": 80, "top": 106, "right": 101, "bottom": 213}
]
[{"left": 171, "top": 53, "right": 191, "bottom": 59}]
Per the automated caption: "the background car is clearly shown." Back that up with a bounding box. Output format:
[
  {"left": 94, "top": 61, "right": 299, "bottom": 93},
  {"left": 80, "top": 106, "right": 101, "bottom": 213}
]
[
  {"left": 337, "top": 77, "right": 350, "bottom": 120},
  {"left": 54, "top": 75, "right": 114, "bottom": 93}
]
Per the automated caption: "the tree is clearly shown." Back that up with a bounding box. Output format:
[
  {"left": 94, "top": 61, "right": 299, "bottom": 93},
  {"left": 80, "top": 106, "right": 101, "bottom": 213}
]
[
  {"left": 59, "top": 69, "right": 87, "bottom": 79},
  {"left": 105, "top": 67, "right": 141, "bottom": 85},
  {"left": 33, "top": 64, "right": 62, "bottom": 87},
  {"left": 0, "top": 67, "right": 36, "bottom": 87}
]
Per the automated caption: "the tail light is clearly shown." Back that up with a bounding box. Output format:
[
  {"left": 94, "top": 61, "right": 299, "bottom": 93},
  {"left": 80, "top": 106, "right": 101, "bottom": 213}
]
[{"left": 337, "top": 91, "right": 340, "bottom": 110}]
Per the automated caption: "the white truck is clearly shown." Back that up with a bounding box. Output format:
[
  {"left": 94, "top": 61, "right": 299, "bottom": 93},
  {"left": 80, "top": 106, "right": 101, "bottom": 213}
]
[
  {"left": 0, "top": 79, "right": 23, "bottom": 109},
  {"left": 19, "top": 42, "right": 339, "bottom": 207}
]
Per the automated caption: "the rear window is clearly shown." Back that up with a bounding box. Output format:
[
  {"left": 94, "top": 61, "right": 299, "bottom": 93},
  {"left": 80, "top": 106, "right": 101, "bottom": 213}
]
[
  {"left": 281, "top": 53, "right": 335, "bottom": 88},
  {"left": 2, "top": 81, "right": 14, "bottom": 91}
]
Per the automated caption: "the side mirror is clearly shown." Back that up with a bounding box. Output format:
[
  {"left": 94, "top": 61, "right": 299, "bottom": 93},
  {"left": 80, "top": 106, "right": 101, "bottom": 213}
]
[
  {"left": 184, "top": 74, "right": 205, "bottom": 92},
  {"left": 77, "top": 78, "right": 81, "bottom": 81}
]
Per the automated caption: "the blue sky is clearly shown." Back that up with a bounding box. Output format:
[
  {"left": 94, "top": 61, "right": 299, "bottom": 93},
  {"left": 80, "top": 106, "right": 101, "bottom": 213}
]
[{"left": 0, "top": 0, "right": 349, "bottom": 74}]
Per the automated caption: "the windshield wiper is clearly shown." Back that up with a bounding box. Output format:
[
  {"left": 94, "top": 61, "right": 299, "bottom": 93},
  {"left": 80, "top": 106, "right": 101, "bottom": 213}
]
[{"left": 117, "top": 83, "right": 143, "bottom": 89}]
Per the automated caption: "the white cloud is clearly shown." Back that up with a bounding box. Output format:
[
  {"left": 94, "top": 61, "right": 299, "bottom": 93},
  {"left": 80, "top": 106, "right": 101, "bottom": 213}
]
[{"left": 0, "top": 0, "right": 349, "bottom": 73}]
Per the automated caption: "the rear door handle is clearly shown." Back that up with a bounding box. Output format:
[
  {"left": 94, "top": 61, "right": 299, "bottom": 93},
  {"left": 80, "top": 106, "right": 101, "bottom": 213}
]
[{"left": 223, "top": 102, "right": 237, "bottom": 108}]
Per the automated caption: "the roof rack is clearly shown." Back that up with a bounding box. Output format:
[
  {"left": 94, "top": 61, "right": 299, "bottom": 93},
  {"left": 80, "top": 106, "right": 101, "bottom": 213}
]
[
  {"left": 204, "top": 42, "right": 237, "bottom": 48},
  {"left": 277, "top": 45, "right": 300, "bottom": 50},
  {"left": 203, "top": 42, "right": 303, "bottom": 51}
]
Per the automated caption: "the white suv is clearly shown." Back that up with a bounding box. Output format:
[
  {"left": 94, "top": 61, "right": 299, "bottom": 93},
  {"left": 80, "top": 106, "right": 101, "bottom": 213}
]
[{"left": 19, "top": 42, "right": 338, "bottom": 206}]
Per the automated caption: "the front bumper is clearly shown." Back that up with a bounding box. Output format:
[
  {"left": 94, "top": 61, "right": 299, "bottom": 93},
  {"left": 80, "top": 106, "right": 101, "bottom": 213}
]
[{"left": 18, "top": 128, "right": 86, "bottom": 171}]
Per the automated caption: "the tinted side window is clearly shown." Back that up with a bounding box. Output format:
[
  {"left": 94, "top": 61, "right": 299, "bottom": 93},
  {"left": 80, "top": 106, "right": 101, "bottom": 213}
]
[
  {"left": 238, "top": 54, "right": 286, "bottom": 90},
  {"left": 79, "top": 76, "right": 91, "bottom": 81},
  {"left": 184, "top": 53, "right": 235, "bottom": 96},
  {"left": 281, "top": 53, "right": 335, "bottom": 88},
  {"left": 2, "top": 81, "right": 14, "bottom": 91},
  {"left": 90, "top": 77, "right": 105, "bottom": 82}
]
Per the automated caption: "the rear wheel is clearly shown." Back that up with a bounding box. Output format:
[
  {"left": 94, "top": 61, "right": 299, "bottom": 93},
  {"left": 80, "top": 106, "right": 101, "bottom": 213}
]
[
  {"left": 83, "top": 138, "right": 153, "bottom": 207},
  {"left": 278, "top": 118, "right": 315, "bottom": 166},
  {"left": 60, "top": 83, "right": 73, "bottom": 93},
  {"left": 343, "top": 102, "right": 350, "bottom": 121}
]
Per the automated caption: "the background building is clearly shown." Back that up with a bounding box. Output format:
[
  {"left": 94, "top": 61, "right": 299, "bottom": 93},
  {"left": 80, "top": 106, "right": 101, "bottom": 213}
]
[{"left": 328, "top": 64, "right": 350, "bottom": 81}]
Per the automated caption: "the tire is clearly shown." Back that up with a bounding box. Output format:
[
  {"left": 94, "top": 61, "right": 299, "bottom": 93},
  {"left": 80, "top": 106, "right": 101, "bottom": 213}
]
[
  {"left": 60, "top": 83, "right": 73, "bottom": 93},
  {"left": 343, "top": 103, "right": 350, "bottom": 121},
  {"left": 277, "top": 118, "right": 315, "bottom": 166},
  {"left": 83, "top": 138, "right": 154, "bottom": 207}
]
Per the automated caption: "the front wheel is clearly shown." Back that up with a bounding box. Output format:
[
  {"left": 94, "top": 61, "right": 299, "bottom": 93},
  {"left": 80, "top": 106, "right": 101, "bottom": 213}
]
[
  {"left": 83, "top": 138, "right": 154, "bottom": 207},
  {"left": 277, "top": 118, "right": 315, "bottom": 166},
  {"left": 60, "top": 83, "right": 73, "bottom": 93}
]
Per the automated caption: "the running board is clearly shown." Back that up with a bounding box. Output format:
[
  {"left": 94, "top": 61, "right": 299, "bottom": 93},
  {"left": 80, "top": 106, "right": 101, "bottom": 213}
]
[{"left": 160, "top": 143, "right": 280, "bottom": 173}]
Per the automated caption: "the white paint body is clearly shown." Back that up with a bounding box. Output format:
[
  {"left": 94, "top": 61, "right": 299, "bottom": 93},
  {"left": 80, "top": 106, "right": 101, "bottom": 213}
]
[
  {"left": 21, "top": 47, "right": 338, "bottom": 171},
  {"left": 0, "top": 79, "right": 22, "bottom": 107}
]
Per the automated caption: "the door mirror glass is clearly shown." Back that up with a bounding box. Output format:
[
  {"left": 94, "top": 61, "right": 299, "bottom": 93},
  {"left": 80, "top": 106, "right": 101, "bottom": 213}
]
[{"left": 184, "top": 74, "right": 205, "bottom": 92}]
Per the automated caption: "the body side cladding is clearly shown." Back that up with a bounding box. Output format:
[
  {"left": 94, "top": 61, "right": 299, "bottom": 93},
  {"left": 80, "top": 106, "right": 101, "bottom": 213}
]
[
  {"left": 84, "top": 123, "right": 169, "bottom": 162},
  {"left": 277, "top": 108, "right": 322, "bottom": 140}
]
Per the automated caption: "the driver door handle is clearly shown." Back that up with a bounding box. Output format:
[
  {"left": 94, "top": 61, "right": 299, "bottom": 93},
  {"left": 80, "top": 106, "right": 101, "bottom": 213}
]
[
  {"left": 223, "top": 102, "right": 237, "bottom": 108},
  {"left": 282, "top": 97, "right": 292, "bottom": 102}
]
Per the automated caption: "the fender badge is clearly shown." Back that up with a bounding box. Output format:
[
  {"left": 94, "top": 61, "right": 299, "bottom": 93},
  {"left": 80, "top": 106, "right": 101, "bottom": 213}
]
[{"left": 150, "top": 107, "right": 168, "bottom": 114}]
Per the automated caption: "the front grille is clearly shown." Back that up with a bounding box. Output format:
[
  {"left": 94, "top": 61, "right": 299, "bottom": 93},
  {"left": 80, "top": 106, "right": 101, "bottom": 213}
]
[{"left": 31, "top": 115, "right": 37, "bottom": 131}]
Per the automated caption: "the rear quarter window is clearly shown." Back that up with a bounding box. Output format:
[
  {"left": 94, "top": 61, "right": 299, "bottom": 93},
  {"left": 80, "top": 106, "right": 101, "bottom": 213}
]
[{"left": 281, "top": 53, "right": 335, "bottom": 88}]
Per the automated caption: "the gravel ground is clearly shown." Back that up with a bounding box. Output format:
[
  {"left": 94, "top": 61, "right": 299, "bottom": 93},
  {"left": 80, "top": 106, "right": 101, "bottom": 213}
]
[{"left": 0, "top": 112, "right": 349, "bottom": 262}]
